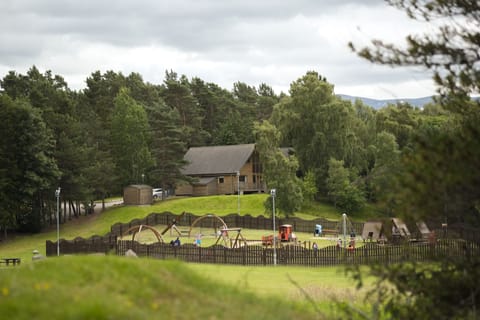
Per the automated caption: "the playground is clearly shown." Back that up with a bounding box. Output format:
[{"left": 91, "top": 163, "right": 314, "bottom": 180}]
[
  {"left": 44, "top": 210, "right": 469, "bottom": 267},
  {"left": 118, "top": 212, "right": 365, "bottom": 250}
]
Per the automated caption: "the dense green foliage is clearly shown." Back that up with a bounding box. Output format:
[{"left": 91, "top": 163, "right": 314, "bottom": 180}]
[
  {"left": 0, "top": 68, "right": 281, "bottom": 233},
  {"left": 254, "top": 121, "right": 303, "bottom": 216},
  {"left": 0, "top": 65, "right": 459, "bottom": 233},
  {"left": 344, "top": 0, "right": 480, "bottom": 319}
]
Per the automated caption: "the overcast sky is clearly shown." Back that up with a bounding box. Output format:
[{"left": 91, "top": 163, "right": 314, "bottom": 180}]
[{"left": 0, "top": 0, "right": 438, "bottom": 99}]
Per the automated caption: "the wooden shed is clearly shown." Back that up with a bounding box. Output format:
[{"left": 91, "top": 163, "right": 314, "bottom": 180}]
[{"left": 123, "top": 185, "right": 153, "bottom": 205}]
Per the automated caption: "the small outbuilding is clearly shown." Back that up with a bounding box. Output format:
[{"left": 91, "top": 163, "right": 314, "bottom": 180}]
[
  {"left": 362, "top": 221, "right": 384, "bottom": 242},
  {"left": 123, "top": 185, "right": 153, "bottom": 205}
]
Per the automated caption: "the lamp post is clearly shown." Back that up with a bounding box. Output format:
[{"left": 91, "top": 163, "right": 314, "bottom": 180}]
[
  {"left": 55, "top": 187, "right": 61, "bottom": 256},
  {"left": 342, "top": 213, "right": 347, "bottom": 248},
  {"left": 271, "top": 188, "right": 277, "bottom": 266},
  {"left": 236, "top": 171, "right": 240, "bottom": 215}
]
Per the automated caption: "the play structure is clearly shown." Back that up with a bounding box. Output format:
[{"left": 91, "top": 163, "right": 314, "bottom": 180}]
[
  {"left": 214, "top": 228, "right": 247, "bottom": 248},
  {"left": 360, "top": 218, "right": 434, "bottom": 244},
  {"left": 415, "top": 220, "right": 432, "bottom": 241},
  {"left": 312, "top": 214, "right": 358, "bottom": 239},
  {"left": 392, "top": 218, "right": 411, "bottom": 238},
  {"left": 279, "top": 224, "right": 297, "bottom": 242},
  {"left": 160, "top": 212, "right": 187, "bottom": 237},
  {"left": 262, "top": 224, "right": 297, "bottom": 246},
  {"left": 314, "top": 224, "right": 322, "bottom": 237},
  {"left": 188, "top": 214, "right": 228, "bottom": 238},
  {"left": 361, "top": 221, "right": 384, "bottom": 242},
  {"left": 120, "top": 213, "right": 248, "bottom": 248},
  {"left": 122, "top": 225, "right": 165, "bottom": 243}
]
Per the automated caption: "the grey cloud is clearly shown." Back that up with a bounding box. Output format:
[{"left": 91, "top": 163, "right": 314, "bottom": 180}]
[
  {"left": 1, "top": 0, "right": 386, "bottom": 49},
  {"left": 0, "top": 0, "right": 436, "bottom": 98}
]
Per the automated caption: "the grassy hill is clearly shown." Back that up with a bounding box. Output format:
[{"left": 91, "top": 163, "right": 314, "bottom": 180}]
[{"left": 0, "top": 256, "right": 321, "bottom": 320}]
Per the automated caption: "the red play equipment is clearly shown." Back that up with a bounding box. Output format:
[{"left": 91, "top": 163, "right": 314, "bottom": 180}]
[{"left": 262, "top": 224, "right": 297, "bottom": 245}]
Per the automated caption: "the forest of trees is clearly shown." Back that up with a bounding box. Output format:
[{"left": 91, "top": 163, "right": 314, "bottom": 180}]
[{"left": 0, "top": 65, "right": 465, "bottom": 233}]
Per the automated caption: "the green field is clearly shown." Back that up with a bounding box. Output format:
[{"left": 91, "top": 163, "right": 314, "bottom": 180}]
[{"left": 0, "top": 256, "right": 328, "bottom": 319}]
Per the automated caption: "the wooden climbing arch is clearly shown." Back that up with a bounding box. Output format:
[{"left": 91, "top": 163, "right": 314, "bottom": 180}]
[
  {"left": 188, "top": 214, "right": 228, "bottom": 238},
  {"left": 122, "top": 225, "right": 164, "bottom": 243}
]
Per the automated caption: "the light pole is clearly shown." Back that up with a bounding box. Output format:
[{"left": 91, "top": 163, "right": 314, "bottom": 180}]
[
  {"left": 55, "top": 187, "right": 61, "bottom": 256},
  {"left": 342, "top": 213, "right": 347, "bottom": 248},
  {"left": 236, "top": 171, "right": 240, "bottom": 215},
  {"left": 271, "top": 188, "right": 277, "bottom": 266}
]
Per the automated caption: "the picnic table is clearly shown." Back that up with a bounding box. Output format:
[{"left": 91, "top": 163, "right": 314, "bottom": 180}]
[{"left": 0, "top": 258, "right": 21, "bottom": 266}]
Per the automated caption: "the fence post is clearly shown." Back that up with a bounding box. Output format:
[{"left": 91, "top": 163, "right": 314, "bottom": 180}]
[{"left": 242, "top": 247, "right": 246, "bottom": 266}]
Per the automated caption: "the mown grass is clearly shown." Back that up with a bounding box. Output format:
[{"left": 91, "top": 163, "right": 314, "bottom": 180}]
[
  {"left": 156, "top": 194, "right": 351, "bottom": 220},
  {"left": 0, "top": 256, "right": 321, "bottom": 320},
  {"left": 186, "top": 263, "right": 370, "bottom": 302}
]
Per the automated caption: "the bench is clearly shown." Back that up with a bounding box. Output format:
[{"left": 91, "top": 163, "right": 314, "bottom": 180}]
[
  {"left": 321, "top": 229, "right": 338, "bottom": 237},
  {"left": 0, "top": 258, "right": 21, "bottom": 266}
]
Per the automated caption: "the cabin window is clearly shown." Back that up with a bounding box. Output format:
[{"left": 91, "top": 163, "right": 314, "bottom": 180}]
[
  {"left": 239, "top": 175, "right": 246, "bottom": 182},
  {"left": 218, "top": 177, "right": 224, "bottom": 183},
  {"left": 253, "top": 175, "right": 256, "bottom": 183}
]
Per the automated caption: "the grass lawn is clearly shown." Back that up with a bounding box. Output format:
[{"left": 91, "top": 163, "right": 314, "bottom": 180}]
[
  {"left": 186, "top": 263, "right": 370, "bottom": 304},
  {"left": 0, "top": 256, "right": 325, "bottom": 320},
  {"left": 151, "top": 194, "right": 352, "bottom": 220}
]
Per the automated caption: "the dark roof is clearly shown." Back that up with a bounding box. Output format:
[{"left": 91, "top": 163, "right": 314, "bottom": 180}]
[{"left": 181, "top": 144, "right": 256, "bottom": 175}]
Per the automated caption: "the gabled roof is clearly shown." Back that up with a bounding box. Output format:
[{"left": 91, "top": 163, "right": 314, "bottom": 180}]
[
  {"left": 181, "top": 144, "right": 256, "bottom": 176},
  {"left": 392, "top": 218, "right": 411, "bottom": 236},
  {"left": 362, "top": 221, "right": 383, "bottom": 240},
  {"left": 416, "top": 221, "right": 431, "bottom": 236}
]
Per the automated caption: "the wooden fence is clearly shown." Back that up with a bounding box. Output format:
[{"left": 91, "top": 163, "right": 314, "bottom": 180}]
[
  {"left": 46, "top": 211, "right": 480, "bottom": 266},
  {"left": 114, "top": 239, "right": 479, "bottom": 267},
  {"left": 46, "top": 234, "right": 117, "bottom": 256},
  {"left": 109, "top": 212, "right": 364, "bottom": 238}
]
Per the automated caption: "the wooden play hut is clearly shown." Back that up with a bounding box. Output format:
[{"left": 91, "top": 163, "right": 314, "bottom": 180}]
[
  {"left": 391, "top": 218, "right": 411, "bottom": 237},
  {"left": 361, "top": 221, "right": 384, "bottom": 242},
  {"left": 123, "top": 184, "right": 153, "bottom": 205},
  {"left": 415, "top": 220, "right": 432, "bottom": 241}
]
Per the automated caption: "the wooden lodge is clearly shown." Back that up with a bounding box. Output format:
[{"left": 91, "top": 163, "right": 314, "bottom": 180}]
[{"left": 175, "top": 144, "right": 267, "bottom": 196}]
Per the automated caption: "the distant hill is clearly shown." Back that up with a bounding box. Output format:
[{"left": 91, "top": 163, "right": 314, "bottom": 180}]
[{"left": 337, "top": 94, "right": 433, "bottom": 109}]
